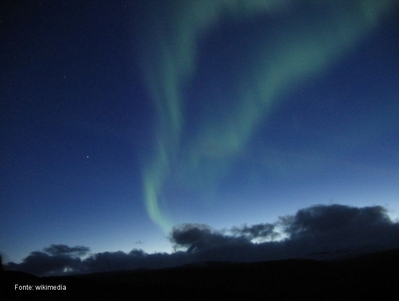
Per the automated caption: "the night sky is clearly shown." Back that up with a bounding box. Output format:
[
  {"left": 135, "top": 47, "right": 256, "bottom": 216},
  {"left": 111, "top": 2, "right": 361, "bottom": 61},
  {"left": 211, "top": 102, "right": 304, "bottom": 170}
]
[{"left": 1, "top": 0, "right": 399, "bottom": 275}]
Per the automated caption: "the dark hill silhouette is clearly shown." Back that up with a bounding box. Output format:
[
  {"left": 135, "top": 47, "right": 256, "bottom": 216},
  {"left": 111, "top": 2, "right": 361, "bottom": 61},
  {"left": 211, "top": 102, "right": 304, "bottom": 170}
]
[{"left": 2, "top": 249, "right": 399, "bottom": 300}]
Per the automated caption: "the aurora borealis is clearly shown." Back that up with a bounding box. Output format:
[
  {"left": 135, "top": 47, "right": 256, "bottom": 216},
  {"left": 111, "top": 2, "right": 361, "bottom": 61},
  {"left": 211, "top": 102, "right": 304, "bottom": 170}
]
[
  {"left": 137, "top": 0, "right": 398, "bottom": 232},
  {"left": 1, "top": 0, "right": 399, "bottom": 269}
]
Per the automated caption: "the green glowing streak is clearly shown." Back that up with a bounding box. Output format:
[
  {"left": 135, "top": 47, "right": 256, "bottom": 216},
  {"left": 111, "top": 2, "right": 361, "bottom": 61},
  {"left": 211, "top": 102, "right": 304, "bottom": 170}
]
[
  {"left": 138, "top": 0, "right": 296, "bottom": 232},
  {"left": 143, "top": 166, "right": 173, "bottom": 232},
  {"left": 138, "top": 0, "right": 397, "bottom": 232}
]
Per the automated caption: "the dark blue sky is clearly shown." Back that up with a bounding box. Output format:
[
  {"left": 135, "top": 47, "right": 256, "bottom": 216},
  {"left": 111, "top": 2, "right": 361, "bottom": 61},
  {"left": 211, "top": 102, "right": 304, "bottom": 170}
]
[{"left": 1, "top": 0, "right": 399, "bottom": 269}]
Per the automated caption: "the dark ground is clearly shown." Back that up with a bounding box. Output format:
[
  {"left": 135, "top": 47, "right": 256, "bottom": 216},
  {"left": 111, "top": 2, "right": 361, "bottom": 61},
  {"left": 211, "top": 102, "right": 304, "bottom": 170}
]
[{"left": 2, "top": 249, "right": 399, "bottom": 300}]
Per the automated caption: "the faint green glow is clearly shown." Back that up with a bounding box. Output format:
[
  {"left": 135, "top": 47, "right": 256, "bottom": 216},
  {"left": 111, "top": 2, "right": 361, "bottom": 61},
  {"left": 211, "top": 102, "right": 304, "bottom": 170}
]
[
  {"left": 143, "top": 168, "right": 173, "bottom": 232},
  {"left": 137, "top": 0, "right": 397, "bottom": 232}
]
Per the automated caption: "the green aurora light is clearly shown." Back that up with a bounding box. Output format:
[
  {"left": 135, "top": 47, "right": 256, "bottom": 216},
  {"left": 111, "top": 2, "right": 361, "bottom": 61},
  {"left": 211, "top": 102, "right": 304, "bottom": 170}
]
[{"left": 136, "top": 0, "right": 397, "bottom": 232}]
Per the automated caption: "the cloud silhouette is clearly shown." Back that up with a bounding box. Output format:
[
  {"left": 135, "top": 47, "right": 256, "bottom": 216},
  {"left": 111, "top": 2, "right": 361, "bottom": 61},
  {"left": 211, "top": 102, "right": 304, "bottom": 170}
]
[
  {"left": 281, "top": 204, "right": 399, "bottom": 253},
  {"left": 43, "top": 244, "right": 90, "bottom": 257},
  {"left": 5, "top": 251, "right": 82, "bottom": 276},
  {"left": 284, "top": 205, "right": 391, "bottom": 236},
  {"left": 5, "top": 204, "right": 399, "bottom": 276},
  {"left": 170, "top": 223, "right": 250, "bottom": 253},
  {"left": 230, "top": 223, "right": 278, "bottom": 241}
]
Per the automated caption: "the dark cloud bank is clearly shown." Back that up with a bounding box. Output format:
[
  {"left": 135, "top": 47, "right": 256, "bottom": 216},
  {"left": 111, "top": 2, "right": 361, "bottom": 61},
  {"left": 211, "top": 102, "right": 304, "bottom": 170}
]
[{"left": 5, "top": 204, "right": 399, "bottom": 276}]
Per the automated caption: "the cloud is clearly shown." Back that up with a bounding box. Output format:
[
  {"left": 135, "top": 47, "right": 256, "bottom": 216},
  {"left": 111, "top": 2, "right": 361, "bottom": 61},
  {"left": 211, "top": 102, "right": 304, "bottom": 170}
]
[
  {"left": 281, "top": 204, "right": 399, "bottom": 252},
  {"left": 170, "top": 223, "right": 250, "bottom": 253},
  {"left": 3, "top": 244, "right": 89, "bottom": 276},
  {"left": 230, "top": 223, "right": 278, "bottom": 241},
  {"left": 43, "top": 244, "right": 90, "bottom": 257},
  {"left": 5, "top": 204, "right": 399, "bottom": 276},
  {"left": 284, "top": 205, "right": 391, "bottom": 236},
  {"left": 5, "top": 251, "right": 81, "bottom": 276}
]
